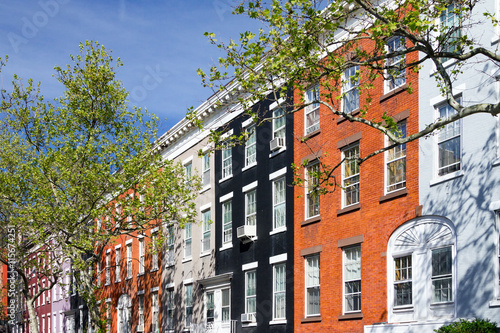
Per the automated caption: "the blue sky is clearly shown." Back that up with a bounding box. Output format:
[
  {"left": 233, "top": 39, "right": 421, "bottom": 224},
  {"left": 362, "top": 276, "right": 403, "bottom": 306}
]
[{"left": 0, "top": 0, "right": 259, "bottom": 134}]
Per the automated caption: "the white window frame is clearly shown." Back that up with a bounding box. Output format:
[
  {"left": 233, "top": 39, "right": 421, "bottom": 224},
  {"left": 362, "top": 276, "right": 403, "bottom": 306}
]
[
  {"left": 222, "top": 199, "right": 233, "bottom": 246},
  {"left": 385, "top": 36, "right": 406, "bottom": 92},
  {"left": 436, "top": 101, "right": 462, "bottom": 177},
  {"left": 105, "top": 252, "right": 111, "bottom": 285},
  {"left": 138, "top": 237, "right": 145, "bottom": 274},
  {"left": 272, "top": 106, "right": 286, "bottom": 140},
  {"left": 342, "top": 143, "right": 360, "bottom": 207},
  {"left": 342, "top": 65, "right": 359, "bottom": 114},
  {"left": 305, "top": 162, "right": 320, "bottom": 219},
  {"left": 96, "top": 261, "right": 101, "bottom": 287},
  {"left": 272, "top": 177, "right": 286, "bottom": 230},
  {"left": 221, "top": 140, "right": 233, "bottom": 179},
  {"left": 245, "top": 270, "right": 257, "bottom": 315},
  {"left": 385, "top": 121, "right": 407, "bottom": 193},
  {"left": 126, "top": 243, "right": 132, "bottom": 279},
  {"left": 167, "top": 224, "right": 175, "bottom": 266},
  {"left": 305, "top": 254, "right": 320, "bottom": 317},
  {"left": 244, "top": 125, "right": 257, "bottom": 167},
  {"left": 138, "top": 294, "right": 145, "bottom": 331},
  {"left": 115, "top": 246, "right": 121, "bottom": 282},
  {"left": 343, "top": 246, "right": 361, "bottom": 313},
  {"left": 166, "top": 287, "right": 175, "bottom": 331},
  {"left": 184, "top": 222, "right": 192, "bottom": 259},
  {"left": 185, "top": 284, "right": 193, "bottom": 328},
  {"left": 439, "top": 3, "right": 462, "bottom": 58},
  {"left": 205, "top": 291, "right": 215, "bottom": 324},
  {"left": 273, "top": 263, "right": 286, "bottom": 321},
  {"left": 151, "top": 232, "right": 159, "bottom": 271},
  {"left": 431, "top": 246, "right": 453, "bottom": 303},
  {"left": 202, "top": 153, "right": 211, "bottom": 187},
  {"left": 245, "top": 189, "right": 257, "bottom": 227},
  {"left": 221, "top": 288, "right": 231, "bottom": 323},
  {"left": 202, "top": 209, "right": 211, "bottom": 254},
  {"left": 305, "top": 84, "right": 320, "bottom": 134},
  {"left": 152, "top": 291, "right": 159, "bottom": 333},
  {"left": 393, "top": 255, "right": 413, "bottom": 307}
]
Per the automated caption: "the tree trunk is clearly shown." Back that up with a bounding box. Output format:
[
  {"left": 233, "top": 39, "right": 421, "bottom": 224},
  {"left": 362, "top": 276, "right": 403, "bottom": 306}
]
[{"left": 26, "top": 298, "right": 39, "bottom": 333}]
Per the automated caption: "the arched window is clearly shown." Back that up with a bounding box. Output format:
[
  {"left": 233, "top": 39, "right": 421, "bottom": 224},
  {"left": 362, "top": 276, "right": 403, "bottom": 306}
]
[{"left": 387, "top": 217, "right": 456, "bottom": 323}]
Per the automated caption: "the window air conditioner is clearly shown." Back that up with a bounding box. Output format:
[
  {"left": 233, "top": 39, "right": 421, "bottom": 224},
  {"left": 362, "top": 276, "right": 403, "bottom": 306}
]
[
  {"left": 270, "top": 137, "right": 285, "bottom": 151},
  {"left": 237, "top": 225, "right": 256, "bottom": 240},
  {"left": 241, "top": 313, "right": 256, "bottom": 323}
]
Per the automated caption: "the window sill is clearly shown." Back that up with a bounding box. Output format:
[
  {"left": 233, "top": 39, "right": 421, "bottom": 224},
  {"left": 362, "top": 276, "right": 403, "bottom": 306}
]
[
  {"left": 182, "top": 257, "right": 192, "bottom": 263},
  {"left": 337, "top": 109, "right": 360, "bottom": 124},
  {"left": 269, "top": 146, "right": 286, "bottom": 158},
  {"left": 137, "top": 272, "right": 145, "bottom": 277},
  {"left": 430, "top": 301, "right": 454, "bottom": 309},
  {"left": 125, "top": 276, "right": 133, "bottom": 281},
  {"left": 337, "top": 203, "right": 361, "bottom": 216},
  {"left": 392, "top": 305, "right": 414, "bottom": 312},
  {"left": 115, "top": 279, "right": 121, "bottom": 283},
  {"left": 242, "top": 322, "right": 257, "bottom": 327},
  {"left": 166, "top": 263, "right": 175, "bottom": 268},
  {"left": 338, "top": 312, "right": 363, "bottom": 320},
  {"left": 199, "top": 185, "right": 211, "bottom": 194},
  {"left": 301, "top": 316, "right": 322, "bottom": 323},
  {"left": 379, "top": 188, "right": 408, "bottom": 203},
  {"left": 491, "top": 36, "right": 500, "bottom": 45},
  {"left": 269, "top": 227, "right": 287, "bottom": 235},
  {"left": 219, "top": 174, "right": 233, "bottom": 184},
  {"left": 301, "top": 215, "right": 321, "bottom": 227},
  {"left": 430, "top": 170, "right": 464, "bottom": 186},
  {"left": 492, "top": 158, "right": 500, "bottom": 167},
  {"left": 219, "top": 243, "right": 233, "bottom": 251},
  {"left": 200, "top": 251, "right": 211, "bottom": 258},
  {"left": 489, "top": 299, "right": 500, "bottom": 307},
  {"left": 302, "top": 129, "right": 321, "bottom": 141},
  {"left": 242, "top": 162, "right": 257, "bottom": 172},
  {"left": 104, "top": 283, "right": 110, "bottom": 286},
  {"left": 150, "top": 268, "right": 159, "bottom": 273},
  {"left": 269, "top": 319, "right": 287, "bottom": 325},
  {"left": 380, "top": 84, "right": 409, "bottom": 103}
]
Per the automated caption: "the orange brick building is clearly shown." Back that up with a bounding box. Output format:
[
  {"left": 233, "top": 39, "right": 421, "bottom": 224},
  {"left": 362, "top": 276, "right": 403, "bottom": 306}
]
[{"left": 293, "top": 37, "right": 420, "bottom": 332}]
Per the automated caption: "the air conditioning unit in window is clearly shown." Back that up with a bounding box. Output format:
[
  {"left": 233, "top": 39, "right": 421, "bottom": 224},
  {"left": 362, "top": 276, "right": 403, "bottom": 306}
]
[
  {"left": 237, "top": 225, "right": 256, "bottom": 243},
  {"left": 241, "top": 313, "right": 256, "bottom": 323},
  {"left": 136, "top": 324, "right": 144, "bottom": 332},
  {"left": 270, "top": 137, "right": 285, "bottom": 151}
]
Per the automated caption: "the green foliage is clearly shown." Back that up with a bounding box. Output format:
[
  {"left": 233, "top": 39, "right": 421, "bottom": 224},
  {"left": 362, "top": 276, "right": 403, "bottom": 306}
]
[{"left": 434, "top": 318, "right": 498, "bottom": 333}]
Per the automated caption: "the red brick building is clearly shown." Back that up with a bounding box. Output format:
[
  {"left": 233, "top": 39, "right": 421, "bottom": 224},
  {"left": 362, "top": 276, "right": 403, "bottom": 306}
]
[{"left": 293, "top": 37, "right": 420, "bottom": 332}]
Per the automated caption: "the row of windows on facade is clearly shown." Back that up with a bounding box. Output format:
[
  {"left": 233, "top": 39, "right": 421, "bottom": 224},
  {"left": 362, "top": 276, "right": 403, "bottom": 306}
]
[
  {"left": 26, "top": 269, "right": 73, "bottom": 308},
  {"left": 304, "top": 245, "right": 453, "bottom": 318}
]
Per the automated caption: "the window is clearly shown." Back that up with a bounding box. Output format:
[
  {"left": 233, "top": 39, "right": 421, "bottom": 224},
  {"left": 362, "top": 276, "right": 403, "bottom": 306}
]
[
  {"left": 273, "top": 107, "right": 286, "bottom": 139},
  {"left": 106, "top": 302, "right": 111, "bottom": 333},
  {"left": 273, "top": 263, "right": 286, "bottom": 320},
  {"left": 202, "top": 154, "right": 210, "bottom": 186},
  {"left": 222, "top": 141, "right": 232, "bottom": 179},
  {"left": 222, "top": 200, "right": 232, "bottom": 245},
  {"left": 305, "top": 254, "right": 320, "bottom": 316},
  {"left": 245, "top": 125, "right": 257, "bottom": 166},
  {"left": 306, "top": 162, "right": 320, "bottom": 218},
  {"left": 42, "top": 280, "right": 45, "bottom": 305},
  {"left": 166, "top": 288, "right": 174, "bottom": 331},
  {"left": 394, "top": 255, "right": 412, "bottom": 306},
  {"left": 115, "top": 248, "right": 121, "bottom": 282},
  {"left": 184, "top": 162, "right": 192, "bottom": 180},
  {"left": 440, "top": 3, "right": 461, "bottom": 56},
  {"left": 202, "top": 210, "right": 211, "bottom": 253},
  {"left": 152, "top": 291, "right": 159, "bottom": 333},
  {"left": 222, "top": 288, "right": 231, "bottom": 322},
  {"left": 342, "top": 144, "right": 360, "bottom": 207},
  {"left": 151, "top": 232, "right": 158, "bottom": 271},
  {"left": 138, "top": 238, "right": 145, "bottom": 274},
  {"left": 432, "top": 246, "right": 453, "bottom": 303},
  {"left": 184, "top": 223, "right": 192, "bottom": 259},
  {"left": 126, "top": 243, "right": 132, "bottom": 279},
  {"left": 167, "top": 225, "right": 175, "bottom": 266},
  {"left": 138, "top": 294, "right": 144, "bottom": 331},
  {"left": 386, "top": 37, "right": 406, "bottom": 91},
  {"left": 206, "top": 291, "right": 215, "bottom": 323},
  {"left": 437, "top": 103, "right": 461, "bottom": 176},
  {"left": 185, "top": 284, "right": 193, "bottom": 328},
  {"left": 386, "top": 122, "right": 407, "bottom": 192},
  {"left": 245, "top": 270, "right": 257, "bottom": 315},
  {"left": 245, "top": 190, "right": 257, "bottom": 226},
  {"left": 105, "top": 252, "right": 111, "bottom": 285},
  {"left": 342, "top": 65, "right": 359, "bottom": 114},
  {"left": 305, "top": 84, "right": 320, "bottom": 134},
  {"left": 344, "top": 246, "right": 361, "bottom": 313},
  {"left": 273, "top": 177, "right": 286, "bottom": 229},
  {"left": 96, "top": 261, "right": 101, "bottom": 286}
]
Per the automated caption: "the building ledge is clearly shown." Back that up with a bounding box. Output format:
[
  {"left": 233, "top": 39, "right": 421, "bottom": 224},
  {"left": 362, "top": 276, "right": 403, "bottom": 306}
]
[
  {"left": 339, "top": 312, "right": 363, "bottom": 320},
  {"left": 301, "top": 316, "right": 322, "bottom": 323}
]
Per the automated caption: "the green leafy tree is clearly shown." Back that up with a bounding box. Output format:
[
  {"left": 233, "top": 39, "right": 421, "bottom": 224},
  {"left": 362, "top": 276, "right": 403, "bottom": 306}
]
[
  {"left": 435, "top": 318, "right": 497, "bottom": 332},
  {"left": 0, "top": 41, "right": 200, "bottom": 333},
  {"left": 198, "top": 0, "right": 500, "bottom": 190}
]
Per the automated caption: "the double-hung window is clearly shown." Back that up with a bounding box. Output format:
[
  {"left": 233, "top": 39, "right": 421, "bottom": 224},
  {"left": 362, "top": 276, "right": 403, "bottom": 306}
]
[
  {"left": 105, "top": 252, "right": 111, "bottom": 285},
  {"left": 222, "top": 288, "right": 231, "bottom": 322},
  {"left": 386, "top": 36, "right": 406, "bottom": 91},
  {"left": 273, "top": 263, "right": 286, "bottom": 320},
  {"left": 151, "top": 232, "right": 158, "bottom": 271},
  {"left": 202, "top": 154, "right": 210, "bottom": 187},
  {"left": 306, "top": 162, "right": 320, "bottom": 218},
  {"left": 152, "top": 291, "right": 159, "bottom": 333},
  {"left": 245, "top": 270, "right": 257, "bottom": 316},
  {"left": 185, "top": 284, "right": 193, "bottom": 328},
  {"left": 138, "top": 294, "right": 144, "bottom": 331},
  {"left": 166, "top": 288, "right": 174, "bottom": 330},
  {"left": 126, "top": 243, "right": 132, "bottom": 279},
  {"left": 305, "top": 84, "right": 320, "bottom": 134},
  {"left": 342, "top": 66, "right": 359, "bottom": 114},
  {"left": 139, "top": 238, "right": 145, "bottom": 274},
  {"left": 245, "top": 125, "right": 257, "bottom": 166},
  {"left": 115, "top": 247, "right": 121, "bottom": 282},
  {"left": 222, "top": 200, "right": 232, "bottom": 245},
  {"left": 394, "top": 255, "right": 412, "bottom": 306},
  {"left": 437, "top": 103, "right": 461, "bottom": 176},
  {"left": 202, "top": 210, "right": 211, "bottom": 253},
  {"left": 342, "top": 144, "right": 360, "bottom": 207},
  {"left": 222, "top": 141, "right": 232, "bottom": 179},
  {"left": 273, "top": 107, "right": 286, "bottom": 140},
  {"left": 432, "top": 246, "right": 453, "bottom": 303},
  {"left": 344, "top": 246, "right": 361, "bottom": 313},
  {"left": 206, "top": 291, "right": 215, "bottom": 323},
  {"left": 273, "top": 177, "right": 286, "bottom": 229},
  {"left": 386, "top": 122, "right": 407, "bottom": 192},
  {"left": 96, "top": 262, "right": 101, "bottom": 286},
  {"left": 440, "top": 3, "right": 461, "bottom": 57},
  {"left": 245, "top": 189, "right": 257, "bottom": 226},
  {"left": 184, "top": 162, "right": 192, "bottom": 180},
  {"left": 167, "top": 224, "right": 175, "bottom": 266},
  {"left": 184, "top": 223, "right": 192, "bottom": 259},
  {"left": 305, "top": 254, "right": 320, "bottom": 316}
]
